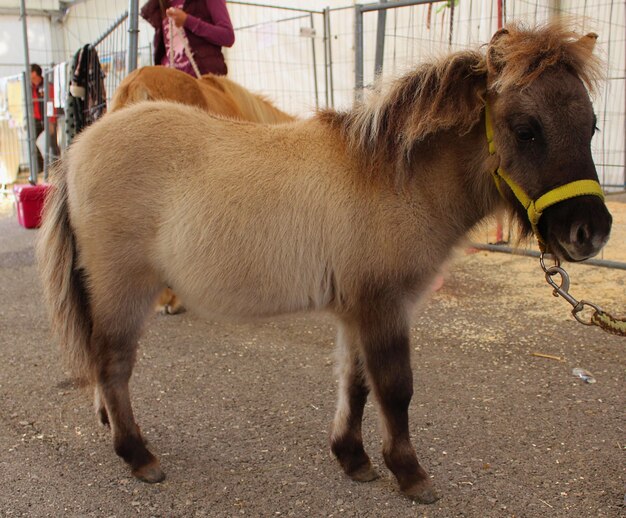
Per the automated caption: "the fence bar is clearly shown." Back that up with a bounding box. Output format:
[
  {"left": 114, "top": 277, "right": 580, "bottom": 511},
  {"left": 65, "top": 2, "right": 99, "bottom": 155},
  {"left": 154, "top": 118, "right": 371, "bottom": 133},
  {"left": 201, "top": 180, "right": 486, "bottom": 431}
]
[
  {"left": 94, "top": 10, "right": 129, "bottom": 47},
  {"left": 43, "top": 70, "right": 50, "bottom": 179},
  {"left": 354, "top": 5, "right": 364, "bottom": 101},
  {"left": 235, "top": 13, "right": 309, "bottom": 32},
  {"left": 470, "top": 243, "right": 626, "bottom": 271},
  {"left": 356, "top": 0, "right": 448, "bottom": 99},
  {"left": 227, "top": 1, "right": 324, "bottom": 14},
  {"left": 127, "top": 0, "right": 139, "bottom": 73},
  {"left": 309, "top": 13, "right": 319, "bottom": 109},
  {"left": 20, "top": 0, "right": 38, "bottom": 184},
  {"left": 361, "top": 0, "right": 445, "bottom": 12},
  {"left": 323, "top": 7, "right": 334, "bottom": 108},
  {"left": 374, "top": 0, "right": 387, "bottom": 78}
]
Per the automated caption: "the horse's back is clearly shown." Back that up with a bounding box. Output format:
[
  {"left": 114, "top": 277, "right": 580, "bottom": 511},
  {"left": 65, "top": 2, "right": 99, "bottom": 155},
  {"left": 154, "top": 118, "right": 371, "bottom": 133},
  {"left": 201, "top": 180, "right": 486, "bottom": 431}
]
[
  {"left": 210, "top": 75, "right": 295, "bottom": 124},
  {"left": 110, "top": 66, "right": 210, "bottom": 112}
]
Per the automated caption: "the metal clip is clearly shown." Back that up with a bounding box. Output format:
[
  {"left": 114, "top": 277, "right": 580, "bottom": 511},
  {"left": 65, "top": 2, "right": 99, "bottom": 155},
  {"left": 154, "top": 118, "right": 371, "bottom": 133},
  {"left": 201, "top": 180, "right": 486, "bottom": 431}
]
[{"left": 539, "top": 253, "right": 604, "bottom": 326}]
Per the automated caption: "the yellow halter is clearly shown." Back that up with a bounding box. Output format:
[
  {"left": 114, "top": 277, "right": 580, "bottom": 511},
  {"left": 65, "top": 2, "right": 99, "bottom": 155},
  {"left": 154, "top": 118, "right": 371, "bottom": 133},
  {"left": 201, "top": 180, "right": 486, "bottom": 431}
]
[{"left": 484, "top": 102, "right": 605, "bottom": 248}]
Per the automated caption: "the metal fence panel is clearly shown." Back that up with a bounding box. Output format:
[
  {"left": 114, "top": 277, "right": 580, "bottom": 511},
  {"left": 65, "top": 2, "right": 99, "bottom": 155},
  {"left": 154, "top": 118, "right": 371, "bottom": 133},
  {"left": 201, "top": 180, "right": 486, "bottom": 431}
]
[
  {"left": 225, "top": 2, "right": 327, "bottom": 115},
  {"left": 0, "top": 0, "right": 623, "bottom": 268}
]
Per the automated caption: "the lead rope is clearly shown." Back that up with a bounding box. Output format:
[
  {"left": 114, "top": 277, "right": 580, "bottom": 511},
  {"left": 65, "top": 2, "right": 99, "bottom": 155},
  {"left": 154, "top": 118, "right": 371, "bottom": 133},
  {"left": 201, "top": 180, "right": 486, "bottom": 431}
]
[
  {"left": 539, "top": 253, "right": 626, "bottom": 337},
  {"left": 168, "top": 17, "right": 202, "bottom": 79}
]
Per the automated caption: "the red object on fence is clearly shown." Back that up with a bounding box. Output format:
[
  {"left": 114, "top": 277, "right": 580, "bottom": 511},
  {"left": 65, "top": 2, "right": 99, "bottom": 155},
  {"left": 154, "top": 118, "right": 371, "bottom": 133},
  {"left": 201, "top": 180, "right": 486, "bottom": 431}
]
[{"left": 13, "top": 183, "right": 50, "bottom": 229}]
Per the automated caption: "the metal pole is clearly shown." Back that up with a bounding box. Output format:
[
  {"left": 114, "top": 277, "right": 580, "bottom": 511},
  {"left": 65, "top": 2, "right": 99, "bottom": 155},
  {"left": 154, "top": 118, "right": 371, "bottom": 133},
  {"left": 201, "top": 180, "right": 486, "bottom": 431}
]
[
  {"left": 20, "top": 0, "right": 38, "bottom": 184},
  {"left": 470, "top": 243, "right": 626, "bottom": 271},
  {"left": 355, "top": 5, "right": 364, "bottom": 102},
  {"left": 361, "top": 0, "right": 442, "bottom": 12},
  {"left": 43, "top": 70, "right": 50, "bottom": 179},
  {"left": 309, "top": 13, "right": 319, "bottom": 110},
  {"left": 127, "top": 0, "right": 139, "bottom": 73},
  {"left": 323, "top": 7, "right": 335, "bottom": 108},
  {"left": 494, "top": 0, "right": 504, "bottom": 243},
  {"left": 374, "top": 0, "right": 387, "bottom": 78},
  {"left": 322, "top": 8, "right": 329, "bottom": 107}
]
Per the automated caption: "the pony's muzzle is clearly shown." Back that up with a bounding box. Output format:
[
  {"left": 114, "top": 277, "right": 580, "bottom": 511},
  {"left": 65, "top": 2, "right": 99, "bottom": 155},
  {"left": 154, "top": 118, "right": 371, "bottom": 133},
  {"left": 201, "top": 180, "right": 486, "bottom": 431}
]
[{"left": 541, "top": 196, "right": 612, "bottom": 262}]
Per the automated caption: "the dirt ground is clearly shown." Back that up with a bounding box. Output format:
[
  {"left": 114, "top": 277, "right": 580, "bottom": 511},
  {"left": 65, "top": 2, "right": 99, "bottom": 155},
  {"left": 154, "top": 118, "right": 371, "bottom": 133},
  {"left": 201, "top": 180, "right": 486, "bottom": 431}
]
[{"left": 0, "top": 198, "right": 624, "bottom": 518}]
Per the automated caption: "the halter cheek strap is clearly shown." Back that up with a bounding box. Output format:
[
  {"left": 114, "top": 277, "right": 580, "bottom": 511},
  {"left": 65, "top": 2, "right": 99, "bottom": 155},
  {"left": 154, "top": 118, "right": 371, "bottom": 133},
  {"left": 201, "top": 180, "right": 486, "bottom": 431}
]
[{"left": 484, "top": 102, "right": 605, "bottom": 248}]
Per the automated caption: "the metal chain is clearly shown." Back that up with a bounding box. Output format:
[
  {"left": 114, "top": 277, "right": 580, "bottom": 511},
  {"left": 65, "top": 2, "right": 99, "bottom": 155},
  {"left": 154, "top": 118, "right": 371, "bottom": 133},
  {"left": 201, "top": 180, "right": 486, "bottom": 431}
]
[{"left": 539, "top": 253, "right": 626, "bottom": 337}]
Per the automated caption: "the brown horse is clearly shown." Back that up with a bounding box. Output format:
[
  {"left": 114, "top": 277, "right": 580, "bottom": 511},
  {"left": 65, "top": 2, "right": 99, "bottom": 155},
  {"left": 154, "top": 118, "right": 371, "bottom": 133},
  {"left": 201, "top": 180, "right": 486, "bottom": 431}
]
[
  {"left": 111, "top": 66, "right": 296, "bottom": 313},
  {"left": 37, "top": 23, "right": 612, "bottom": 504},
  {"left": 110, "top": 65, "right": 294, "bottom": 124}
]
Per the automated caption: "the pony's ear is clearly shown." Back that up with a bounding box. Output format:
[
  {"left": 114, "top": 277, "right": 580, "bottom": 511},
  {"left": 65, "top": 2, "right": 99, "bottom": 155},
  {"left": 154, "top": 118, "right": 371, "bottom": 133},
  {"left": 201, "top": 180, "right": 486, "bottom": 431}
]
[
  {"left": 564, "top": 31, "right": 602, "bottom": 92},
  {"left": 490, "top": 27, "right": 510, "bottom": 42},
  {"left": 486, "top": 28, "right": 509, "bottom": 75},
  {"left": 576, "top": 32, "right": 598, "bottom": 54}
]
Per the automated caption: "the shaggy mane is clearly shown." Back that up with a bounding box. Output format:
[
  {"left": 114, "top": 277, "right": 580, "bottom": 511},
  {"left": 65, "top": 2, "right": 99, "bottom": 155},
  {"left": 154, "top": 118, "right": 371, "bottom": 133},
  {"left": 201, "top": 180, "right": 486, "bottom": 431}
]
[{"left": 318, "top": 21, "right": 604, "bottom": 176}]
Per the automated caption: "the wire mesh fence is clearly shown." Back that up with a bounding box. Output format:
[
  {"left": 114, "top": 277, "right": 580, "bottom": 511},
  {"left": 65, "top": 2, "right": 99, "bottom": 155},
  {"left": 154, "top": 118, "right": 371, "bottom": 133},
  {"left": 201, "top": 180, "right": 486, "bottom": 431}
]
[
  {"left": 0, "top": 0, "right": 623, "bottom": 266},
  {"left": 225, "top": 2, "right": 328, "bottom": 116}
]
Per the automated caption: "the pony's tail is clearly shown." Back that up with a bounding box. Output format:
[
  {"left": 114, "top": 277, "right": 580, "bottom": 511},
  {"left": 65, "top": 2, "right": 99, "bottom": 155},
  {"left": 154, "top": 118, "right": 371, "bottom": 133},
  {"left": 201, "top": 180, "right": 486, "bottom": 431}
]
[{"left": 37, "top": 160, "right": 94, "bottom": 383}]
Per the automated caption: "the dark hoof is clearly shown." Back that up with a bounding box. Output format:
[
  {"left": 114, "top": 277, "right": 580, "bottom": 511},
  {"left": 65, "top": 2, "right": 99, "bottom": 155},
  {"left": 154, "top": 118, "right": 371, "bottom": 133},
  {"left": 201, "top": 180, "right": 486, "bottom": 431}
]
[
  {"left": 348, "top": 462, "right": 380, "bottom": 482},
  {"left": 403, "top": 479, "right": 439, "bottom": 504},
  {"left": 132, "top": 459, "right": 165, "bottom": 483}
]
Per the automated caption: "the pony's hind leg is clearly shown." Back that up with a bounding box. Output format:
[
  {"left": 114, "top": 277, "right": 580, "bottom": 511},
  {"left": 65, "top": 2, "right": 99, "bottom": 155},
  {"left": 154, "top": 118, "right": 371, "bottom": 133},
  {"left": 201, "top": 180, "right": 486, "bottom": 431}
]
[
  {"left": 357, "top": 300, "right": 438, "bottom": 504},
  {"left": 89, "top": 270, "right": 164, "bottom": 483},
  {"left": 330, "top": 319, "right": 379, "bottom": 482},
  {"left": 92, "top": 322, "right": 164, "bottom": 482}
]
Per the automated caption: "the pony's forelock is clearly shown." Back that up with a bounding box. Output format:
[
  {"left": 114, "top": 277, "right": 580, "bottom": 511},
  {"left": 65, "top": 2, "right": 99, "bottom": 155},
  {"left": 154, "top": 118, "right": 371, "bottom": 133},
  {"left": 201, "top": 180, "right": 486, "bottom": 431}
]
[{"left": 483, "top": 20, "right": 604, "bottom": 94}]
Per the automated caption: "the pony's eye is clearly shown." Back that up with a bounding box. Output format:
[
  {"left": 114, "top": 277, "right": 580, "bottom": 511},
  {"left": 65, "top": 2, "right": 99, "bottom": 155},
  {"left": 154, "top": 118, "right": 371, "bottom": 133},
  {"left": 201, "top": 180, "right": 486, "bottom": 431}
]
[{"left": 515, "top": 126, "right": 535, "bottom": 142}]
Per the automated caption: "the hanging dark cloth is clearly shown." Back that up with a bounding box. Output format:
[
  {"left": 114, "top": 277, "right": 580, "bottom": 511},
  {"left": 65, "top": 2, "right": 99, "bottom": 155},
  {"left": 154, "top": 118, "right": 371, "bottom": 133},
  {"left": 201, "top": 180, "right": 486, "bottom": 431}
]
[{"left": 66, "top": 44, "right": 107, "bottom": 144}]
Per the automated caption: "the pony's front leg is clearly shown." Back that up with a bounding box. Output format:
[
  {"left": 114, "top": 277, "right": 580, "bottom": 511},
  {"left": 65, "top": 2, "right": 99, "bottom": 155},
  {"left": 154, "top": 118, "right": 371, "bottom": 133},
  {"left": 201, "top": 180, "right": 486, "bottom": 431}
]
[
  {"left": 94, "top": 385, "right": 109, "bottom": 427},
  {"left": 358, "top": 306, "right": 438, "bottom": 504},
  {"left": 330, "top": 319, "right": 379, "bottom": 482}
]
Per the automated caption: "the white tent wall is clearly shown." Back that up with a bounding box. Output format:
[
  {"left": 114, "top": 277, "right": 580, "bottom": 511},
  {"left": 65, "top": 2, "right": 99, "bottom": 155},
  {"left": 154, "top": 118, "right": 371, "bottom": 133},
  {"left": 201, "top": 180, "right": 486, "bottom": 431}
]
[{"left": 0, "top": 14, "right": 64, "bottom": 77}]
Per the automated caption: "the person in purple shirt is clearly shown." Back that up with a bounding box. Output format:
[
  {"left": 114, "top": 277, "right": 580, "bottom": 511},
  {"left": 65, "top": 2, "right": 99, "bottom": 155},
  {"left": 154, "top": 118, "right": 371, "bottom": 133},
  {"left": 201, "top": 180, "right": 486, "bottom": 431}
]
[{"left": 141, "top": 0, "right": 235, "bottom": 76}]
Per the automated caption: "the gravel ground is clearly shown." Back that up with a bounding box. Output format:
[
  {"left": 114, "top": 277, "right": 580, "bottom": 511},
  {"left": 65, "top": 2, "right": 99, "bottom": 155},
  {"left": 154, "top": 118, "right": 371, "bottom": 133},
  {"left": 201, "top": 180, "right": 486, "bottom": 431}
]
[{"left": 0, "top": 201, "right": 624, "bottom": 518}]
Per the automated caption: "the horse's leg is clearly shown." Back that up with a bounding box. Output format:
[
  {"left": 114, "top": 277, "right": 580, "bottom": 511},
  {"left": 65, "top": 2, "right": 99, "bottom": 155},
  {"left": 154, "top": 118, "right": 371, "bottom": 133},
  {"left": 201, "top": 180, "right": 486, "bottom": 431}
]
[
  {"left": 357, "top": 302, "right": 438, "bottom": 504},
  {"left": 88, "top": 270, "right": 164, "bottom": 483},
  {"left": 330, "top": 319, "right": 379, "bottom": 482},
  {"left": 91, "top": 321, "right": 164, "bottom": 482},
  {"left": 94, "top": 385, "right": 109, "bottom": 427}
]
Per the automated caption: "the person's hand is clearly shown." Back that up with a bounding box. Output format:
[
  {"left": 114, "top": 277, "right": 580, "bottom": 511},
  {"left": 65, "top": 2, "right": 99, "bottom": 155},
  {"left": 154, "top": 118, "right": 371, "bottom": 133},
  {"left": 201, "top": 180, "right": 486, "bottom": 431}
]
[{"left": 166, "top": 7, "right": 188, "bottom": 28}]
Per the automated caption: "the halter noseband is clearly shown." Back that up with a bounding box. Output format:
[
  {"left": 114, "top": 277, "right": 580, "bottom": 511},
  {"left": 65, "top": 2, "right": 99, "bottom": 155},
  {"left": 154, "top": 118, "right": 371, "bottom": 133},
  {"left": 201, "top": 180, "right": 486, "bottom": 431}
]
[{"left": 484, "top": 102, "right": 604, "bottom": 248}]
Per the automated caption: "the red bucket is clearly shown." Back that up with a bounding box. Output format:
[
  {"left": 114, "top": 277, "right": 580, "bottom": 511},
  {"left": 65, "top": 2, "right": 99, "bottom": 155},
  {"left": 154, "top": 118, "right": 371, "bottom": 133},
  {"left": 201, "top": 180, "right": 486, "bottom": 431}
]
[{"left": 13, "top": 183, "right": 50, "bottom": 229}]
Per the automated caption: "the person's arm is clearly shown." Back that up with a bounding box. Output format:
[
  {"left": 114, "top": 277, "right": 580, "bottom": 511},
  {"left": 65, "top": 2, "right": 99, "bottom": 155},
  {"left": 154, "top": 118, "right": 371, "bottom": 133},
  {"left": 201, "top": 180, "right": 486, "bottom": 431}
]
[{"left": 184, "top": 0, "right": 235, "bottom": 48}]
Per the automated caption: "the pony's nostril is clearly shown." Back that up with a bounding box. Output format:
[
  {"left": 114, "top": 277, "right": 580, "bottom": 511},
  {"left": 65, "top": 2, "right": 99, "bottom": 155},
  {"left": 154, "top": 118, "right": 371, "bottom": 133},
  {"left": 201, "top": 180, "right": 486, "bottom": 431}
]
[{"left": 571, "top": 222, "right": 591, "bottom": 245}]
